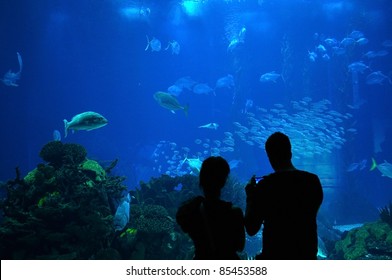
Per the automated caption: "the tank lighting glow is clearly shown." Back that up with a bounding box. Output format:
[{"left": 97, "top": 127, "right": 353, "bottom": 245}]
[{"left": 181, "top": 0, "right": 204, "bottom": 17}]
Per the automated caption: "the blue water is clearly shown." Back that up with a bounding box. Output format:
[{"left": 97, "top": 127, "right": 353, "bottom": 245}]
[{"left": 1, "top": 0, "right": 392, "bottom": 224}]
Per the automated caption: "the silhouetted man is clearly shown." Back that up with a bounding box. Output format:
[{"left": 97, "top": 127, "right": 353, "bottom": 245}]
[{"left": 245, "top": 132, "right": 323, "bottom": 259}]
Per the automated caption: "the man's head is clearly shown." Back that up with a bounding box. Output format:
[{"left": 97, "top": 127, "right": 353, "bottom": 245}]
[{"left": 265, "top": 132, "right": 292, "bottom": 171}]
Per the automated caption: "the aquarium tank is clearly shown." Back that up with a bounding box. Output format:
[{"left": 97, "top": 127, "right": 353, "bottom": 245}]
[{"left": 0, "top": 0, "right": 391, "bottom": 260}]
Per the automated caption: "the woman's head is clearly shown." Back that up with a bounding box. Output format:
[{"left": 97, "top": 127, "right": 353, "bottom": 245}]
[{"left": 199, "top": 156, "right": 230, "bottom": 199}]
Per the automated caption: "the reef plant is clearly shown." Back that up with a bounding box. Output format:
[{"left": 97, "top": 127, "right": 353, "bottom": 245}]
[{"left": 379, "top": 202, "right": 392, "bottom": 227}]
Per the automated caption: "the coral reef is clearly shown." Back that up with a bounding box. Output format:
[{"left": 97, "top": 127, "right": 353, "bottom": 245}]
[
  {"left": 0, "top": 142, "right": 126, "bottom": 259},
  {"left": 330, "top": 221, "right": 392, "bottom": 259}
]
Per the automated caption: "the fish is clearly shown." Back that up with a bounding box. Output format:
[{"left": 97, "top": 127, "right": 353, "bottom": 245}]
[
  {"left": 370, "top": 158, "right": 392, "bottom": 179},
  {"left": 324, "top": 38, "right": 338, "bottom": 47},
  {"left": 182, "top": 157, "right": 203, "bottom": 174},
  {"left": 153, "top": 91, "right": 188, "bottom": 115},
  {"left": 322, "top": 54, "right": 330, "bottom": 61},
  {"left": 346, "top": 159, "right": 367, "bottom": 172},
  {"left": 308, "top": 51, "right": 317, "bottom": 62},
  {"left": 259, "top": 71, "right": 281, "bottom": 83},
  {"left": 63, "top": 111, "right": 108, "bottom": 138},
  {"left": 113, "top": 193, "right": 131, "bottom": 231},
  {"left": 332, "top": 46, "right": 346, "bottom": 55},
  {"left": 167, "top": 84, "right": 183, "bottom": 96},
  {"left": 349, "top": 30, "right": 364, "bottom": 39},
  {"left": 215, "top": 74, "right": 234, "bottom": 89},
  {"left": 316, "top": 44, "right": 327, "bottom": 54},
  {"left": 227, "top": 27, "right": 246, "bottom": 52},
  {"left": 199, "top": 122, "right": 219, "bottom": 130},
  {"left": 348, "top": 61, "right": 369, "bottom": 73},
  {"left": 366, "top": 71, "right": 392, "bottom": 85},
  {"left": 145, "top": 35, "right": 161, "bottom": 52},
  {"left": 346, "top": 162, "right": 359, "bottom": 172},
  {"left": 174, "top": 76, "right": 196, "bottom": 90},
  {"left": 53, "top": 130, "right": 61, "bottom": 141},
  {"left": 382, "top": 40, "right": 392, "bottom": 48},
  {"left": 2, "top": 52, "right": 22, "bottom": 87},
  {"left": 165, "top": 40, "right": 180, "bottom": 55},
  {"left": 363, "top": 51, "right": 378, "bottom": 59},
  {"left": 376, "top": 50, "right": 389, "bottom": 57},
  {"left": 228, "top": 159, "right": 241, "bottom": 169},
  {"left": 340, "top": 37, "right": 356, "bottom": 47},
  {"left": 192, "top": 83, "right": 214, "bottom": 95},
  {"left": 356, "top": 37, "right": 368, "bottom": 45},
  {"left": 332, "top": 223, "right": 363, "bottom": 232}
]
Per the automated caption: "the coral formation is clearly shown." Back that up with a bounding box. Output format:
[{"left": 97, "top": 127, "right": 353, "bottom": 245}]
[
  {"left": 331, "top": 221, "right": 392, "bottom": 259},
  {"left": 0, "top": 142, "right": 126, "bottom": 259},
  {"left": 39, "top": 141, "right": 87, "bottom": 168}
]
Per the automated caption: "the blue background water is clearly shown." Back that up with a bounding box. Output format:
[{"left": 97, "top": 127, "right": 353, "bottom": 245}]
[{"left": 1, "top": 0, "right": 391, "bottom": 224}]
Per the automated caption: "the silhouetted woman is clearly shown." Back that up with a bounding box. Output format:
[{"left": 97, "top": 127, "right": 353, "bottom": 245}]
[{"left": 176, "top": 156, "right": 245, "bottom": 259}]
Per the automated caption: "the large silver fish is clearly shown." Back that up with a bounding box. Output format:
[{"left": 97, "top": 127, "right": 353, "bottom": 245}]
[
  {"left": 154, "top": 91, "right": 188, "bottom": 115},
  {"left": 63, "top": 111, "right": 108, "bottom": 137},
  {"left": 370, "top": 158, "right": 392, "bottom": 179},
  {"left": 2, "top": 52, "right": 22, "bottom": 86}
]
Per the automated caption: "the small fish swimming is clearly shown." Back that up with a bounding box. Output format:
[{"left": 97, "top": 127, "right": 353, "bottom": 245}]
[
  {"left": 349, "top": 30, "right": 364, "bottom": 39},
  {"left": 259, "top": 71, "right": 281, "bottom": 83},
  {"left": 174, "top": 76, "right": 196, "bottom": 90},
  {"left": 113, "top": 193, "right": 131, "bottom": 231},
  {"left": 52, "top": 130, "right": 61, "bottom": 141},
  {"left": 145, "top": 35, "right": 161, "bottom": 52},
  {"left": 366, "top": 71, "right": 392, "bottom": 85},
  {"left": 2, "top": 52, "right": 23, "bottom": 86},
  {"left": 348, "top": 61, "right": 369, "bottom": 73},
  {"left": 316, "top": 44, "right": 327, "bottom": 54},
  {"left": 227, "top": 27, "right": 246, "bottom": 52},
  {"left": 193, "top": 83, "right": 214, "bottom": 95},
  {"left": 346, "top": 159, "right": 367, "bottom": 172},
  {"left": 153, "top": 91, "right": 188, "bottom": 115},
  {"left": 64, "top": 111, "right": 108, "bottom": 138},
  {"left": 356, "top": 37, "right": 368, "bottom": 45},
  {"left": 167, "top": 84, "right": 183, "bottom": 96},
  {"left": 165, "top": 40, "right": 180, "bottom": 55},
  {"left": 370, "top": 158, "right": 392, "bottom": 179},
  {"left": 340, "top": 37, "right": 356, "bottom": 47},
  {"left": 308, "top": 51, "right": 317, "bottom": 62},
  {"left": 215, "top": 74, "right": 234, "bottom": 89},
  {"left": 199, "top": 122, "right": 219, "bottom": 130},
  {"left": 324, "top": 38, "right": 338, "bottom": 47}
]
